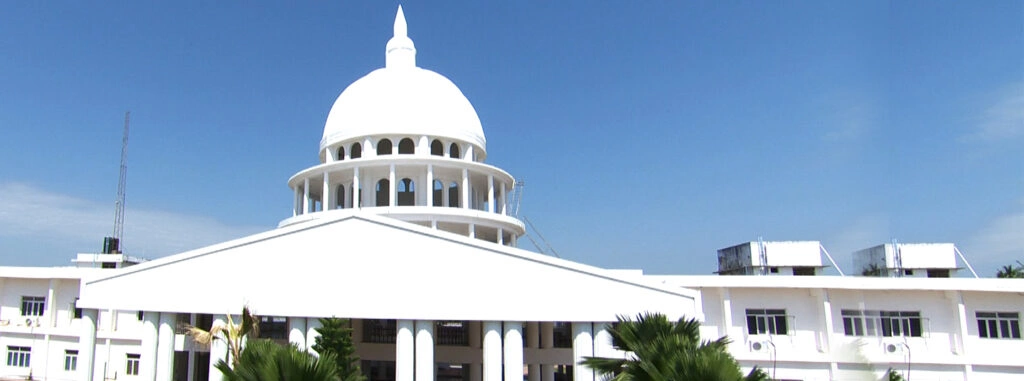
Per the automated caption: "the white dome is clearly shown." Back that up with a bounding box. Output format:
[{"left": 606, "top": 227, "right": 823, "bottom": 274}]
[{"left": 320, "top": 66, "right": 486, "bottom": 151}]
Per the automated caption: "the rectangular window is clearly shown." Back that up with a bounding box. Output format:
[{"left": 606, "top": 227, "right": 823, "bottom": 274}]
[
  {"left": 745, "top": 309, "right": 788, "bottom": 335},
  {"left": 126, "top": 354, "right": 141, "bottom": 376},
  {"left": 64, "top": 350, "right": 78, "bottom": 371},
  {"left": 841, "top": 310, "right": 922, "bottom": 337},
  {"left": 977, "top": 312, "right": 1021, "bottom": 339},
  {"left": 21, "top": 296, "right": 45, "bottom": 317},
  {"left": 72, "top": 298, "right": 83, "bottom": 319},
  {"left": 6, "top": 346, "right": 31, "bottom": 367},
  {"left": 259, "top": 316, "right": 289, "bottom": 341},
  {"left": 362, "top": 319, "right": 397, "bottom": 344}
]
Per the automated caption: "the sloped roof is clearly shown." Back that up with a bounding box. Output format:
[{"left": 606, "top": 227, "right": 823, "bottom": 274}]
[{"left": 79, "top": 213, "right": 697, "bottom": 322}]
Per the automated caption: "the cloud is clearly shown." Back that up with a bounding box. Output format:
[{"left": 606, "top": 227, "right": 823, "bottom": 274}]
[
  {"left": 0, "top": 182, "right": 267, "bottom": 263},
  {"left": 963, "top": 198, "right": 1024, "bottom": 273},
  {"left": 964, "top": 82, "right": 1024, "bottom": 141}
]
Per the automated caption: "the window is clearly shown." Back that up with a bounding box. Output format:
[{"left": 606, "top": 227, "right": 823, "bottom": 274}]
[
  {"left": 377, "top": 139, "right": 392, "bottom": 155},
  {"left": 337, "top": 146, "right": 345, "bottom": 161},
  {"left": 398, "top": 138, "right": 415, "bottom": 154},
  {"left": 351, "top": 143, "right": 362, "bottom": 159},
  {"left": 21, "top": 296, "right": 45, "bottom": 317},
  {"left": 430, "top": 140, "right": 443, "bottom": 156},
  {"left": 435, "top": 321, "right": 468, "bottom": 346},
  {"left": 397, "top": 179, "right": 415, "bottom": 206},
  {"left": 449, "top": 143, "right": 460, "bottom": 159},
  {"left": 977, "top": 312, "right": 1021, "bottom": 339},
  {"left": 842, "top": 310, "right": 923, "bottom": 337},
  {"left": 6, "top": 346, "right": 30, "bottom": 367},
  {"left": 72, "top": 298, "right": 83, "bottom": 319},
  {"left": 126, "top": 354, "right": 141, "bottom": 376},
  {"left": 259, "top": 316, "right": 289, "bottom": 341},
  {"left": 64, "top": 350, "right": 78, "bottom": 371},
  {"left": 745, "top": 309, "right": 788, "bottom": 335},
  {"left": 376, "top": 179, "right": 390, "bottom": 206},
  {"left": 137, "top": 311, "right": 144, "bottom": 321},
  {"left": 363, "top": 319, "right": 396, "bottom": 343}
]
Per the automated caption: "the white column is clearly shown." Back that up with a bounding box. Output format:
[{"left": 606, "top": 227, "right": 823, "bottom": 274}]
[
  {"left": 593, "top": 323, "right": 618, "bottom": 359},
  {"left": 186, "top": 314, "right": 196, "bottom": 381},
  {"left": 487, "top": 175, "right": 494, "bottom": 213},
  {"left": 157, "top": 313, "right": 177, "bottom": 381},
  {"left": 353, "top": 167, "right": 361, "bottom": 208},
  {"left": 572, "top": 323, "right": 594, "bottom": 381},
  {"left": 442, "top": 181, "right": 450, "bottom": 207},
  {"left": 294, "top": 187, "right": 301, "bottom": 216},
  {"left": 951, "top": 291, "right": 973, "bottom": 378},
  {"left": 209, "top": 315, "right": 227, "bottom": 381},
  {"left": 426, "top": 164, "right": 434, "bottom": 207},
  {"left": 396, "top": 320, "right": 415, "bottom": 381},
  {"left": 526, "top": 322, "right": 540, "bottom": 381},
  {"left": 416, "top": 320, "right": 435, "bottom": 381},
  {"left": 323, "top": 172, "right": 332, "bottom": 210},
  {"left": 140, "top": 312, "right": 160, "bottom": 381},
  {"left": 46, "top": 279, "right": 58, "bottom": 327},
  {"left": 498, "top": 228, "right": 504, "bottom": 245},
  {"left": 720, "top": 288, "right": 733, "bottom": 337},
  {"left": 78, "top": 309, "right": 98, "bottom": 381},
  {"left": 303, "top": 178, "right": 311, "bottom": 214},
  {"left": 499, "top": 182, "right": 506, "bottom": 215},
  {"left": 469, "top": 224, "right": 475, "bottom": 239},
  {"left": 817, "top": 290, "right": 839, "bottom": 379},
  {"left": 290, "top": 317, "right": 307, "bottom": 350},
  {"left": 461, "top": 169, "right": 469, "bottom": 209},
  {"left": 307, "top": 318, "right": 323, "bottom": 356},
  {"left": 540, "top": 322, "right": 555, "bottom": 381},
  {"left": 504, "top": 322, "right": 524, "bottom": 381},
  {"left": 389, "top": 164, "right": 397, "bottom": 207},
  {"left": 482, "top": 321, "right": 502, "bottom": 381}
]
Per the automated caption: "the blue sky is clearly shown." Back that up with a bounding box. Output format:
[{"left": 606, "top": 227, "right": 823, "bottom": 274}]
[{"left": 1, "top": 2, "right": 1021, "bottom": 276}]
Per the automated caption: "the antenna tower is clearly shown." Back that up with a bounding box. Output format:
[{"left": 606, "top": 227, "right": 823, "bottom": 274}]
[{"left": 113, "top": 112, "right": 130, "bottom": 241}]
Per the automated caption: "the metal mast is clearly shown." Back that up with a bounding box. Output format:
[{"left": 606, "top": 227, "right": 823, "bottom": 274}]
[{"left": 113, "top": 112, "right": 130, "bottom": 241}]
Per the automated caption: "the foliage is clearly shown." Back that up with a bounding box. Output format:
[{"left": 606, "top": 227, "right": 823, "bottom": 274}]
[
  {"left": 861, "top": 264, "right": 885, "bottom": 277},
  {"left": 186, "top": 306, "right": 260, "bottom": 367},
  {"left": 312, "top": 318, "right": 366, "bottom": 381},
  {"left": 996, "top": 261, "right": 1024, "bottom": 278},
  {"left": 216, "top": 338, "right": 340, "bottom": 381},
  {"left": 582, "top": 312, "right": 768, "bottom": 381},
  {"left": 886, "top": 368, "right": 906, "bottom": 381}
]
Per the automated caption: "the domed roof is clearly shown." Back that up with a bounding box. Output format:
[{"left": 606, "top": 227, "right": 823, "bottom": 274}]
[{"left": 320, "top": 6, "right": 486, "bottom": 152}]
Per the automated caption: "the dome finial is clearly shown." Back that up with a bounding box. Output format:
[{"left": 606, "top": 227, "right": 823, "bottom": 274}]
[{"left": 386, "top": 5, "right": 416, "bottom": 68}]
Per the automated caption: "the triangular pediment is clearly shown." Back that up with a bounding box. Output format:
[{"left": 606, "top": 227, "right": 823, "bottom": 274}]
[{"left": 80, "top": 213, "right": 696, "bottom": 322}]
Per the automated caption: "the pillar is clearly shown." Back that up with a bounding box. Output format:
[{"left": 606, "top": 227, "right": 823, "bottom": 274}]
[
  {"left": 504, "top": 322, "right": 524, "bottom": 381},
  {"left": 416, "top": 320, "right": 435, "bottom": 381},
  {"left": 290, "top": 317, "right": 307, "bottom": 350},
  {"left": 294, "top": 187, "right": 301, "bottom": 216},
  {"left": 323, "top": 172, "right": 332, "bottom": 210},
  {"left": 499, "top": 182, "right": 506, "bottom": 215},
  {"left": 487, "top": 175, "right": 494, "bottom": 213},
  {"left": 353, "top": 167, "right": 361, "bottom": 208},
  {"left": 209, "top": 315, "right": 227, "bottom": 381},
  {"left": 140, "top": 312, "right": 160, "bottom": 381},
  {"left": 307, "top": 318, "right": 323, "bottom": 356},
  {"left": 461, "top": 169, "right": 469, "bottom": 209},
  {"left": 156, "top": 313, "right": 177, "bottom": 381},
  {"left": 427, "top": 164, "right": 434, "bottom": 206},
  {"left": 526, "top": 322, "right": 540, "bottom": 381},
  {"left": 592, "top": 323, "right": 617, "bottom": 359},
  {"left": 482, "top": 321, "right": 502, "bottom": 381},
  {"left": 46, "top": 279, "right": 58, "bottom": 327},
  {"left": 540, "top": 322, "right": 555, "bottom": 381},
  {"left": 571, "top": 323, "right": 594, "bottom": 381},
  {"left": 396, "top": 320, "right": 414, "bottom": 381},
  {"left": 303, "top": 178, "right": 311, "bottom": 214},
  {"left": 78, "top": 309, "right": 98, "bottom": 381}
]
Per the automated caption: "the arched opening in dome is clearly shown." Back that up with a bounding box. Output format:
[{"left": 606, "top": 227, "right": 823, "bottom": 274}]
[
  {"left": 449, "top": 143, "right": 460, "bottom": 159},
  {"left": 431, "top": 140, "right": 443, "bottom": 156},
  {"left": 377, "top": 139, "right": 393, "bottom": 156},
  {"left": 336, "top": 146, "right": 345, "bottom": 161},
  {"left": 351, "top": 143, "right": 362, "bottom": 159},
  {"left": 398, "top": 138, "right": 415, "bottom": 154},
  {"left": 448, "top": 182, "right": 460, "bottom": 208},
  {"left": 432, "top": 180, "right": 444, "bottom": 206},
  {"left": 335, "top": 185, "right": 346, "bottom": 209},
  {"left": 398, "top": 178, "right": 415, "bottom": 206},
  {"left": 376, "top": 179, "right": 390, "bottom": 206}
]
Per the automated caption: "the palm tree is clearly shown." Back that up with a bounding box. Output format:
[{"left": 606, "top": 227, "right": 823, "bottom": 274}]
[
  {"left": 186, "top": 306, "right": 260, "bottom": 367},
  {"left": 216, "top": 339, "right": 340, "bottom": 381},
  {"left": 582, "top": 312, "right": 768, "bottom": 381},
  {"left": 996, "top": 261, "right": 1024, "bottom": 278}
]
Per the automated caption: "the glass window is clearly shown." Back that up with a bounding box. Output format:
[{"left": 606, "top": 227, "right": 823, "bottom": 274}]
[
  {"left": 6, "top": 346, "right": 30, "bottom": 367},
  {"left": 745, "top": 309, "right": 788, "bottom": 335},
  {"left": 977, "top": 312, "right": 1021, "bottom": 339},
  {"left": 65, "top": 350, "right": 78, "bottom": 371},
  {"left": 21, "top": 296, "right": 45, "bottom": 317},
  {"left": 126, "top": 354, "right": 141, "bottom": 376}
]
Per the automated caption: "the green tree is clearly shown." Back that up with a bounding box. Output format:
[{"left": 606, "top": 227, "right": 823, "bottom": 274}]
[
  {"left": 996, "top": 261, "right": 1024, "bottom": 278},
  {"left": 312, "top": 318, "right": 366, "bottom": 381},
  {"left": 187, "top": 306, "right": 260, "bottom": 367},
  {"left": 582, "top": 312, "right": 768, "bottom": 381},
  {"left": 216, "top": 338, "right": 340, "bottom": 381},
  {"left": 886, "top": 367, "right": 906, "bottom": 381}
]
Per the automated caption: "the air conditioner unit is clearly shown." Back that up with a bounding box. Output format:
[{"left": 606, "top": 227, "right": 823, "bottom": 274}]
[
  {"left": 749, "top": 340, "right": 772, "bottom": 353},
  {"left": 883, "top": 340, "right": 907, "bottom": 354}
]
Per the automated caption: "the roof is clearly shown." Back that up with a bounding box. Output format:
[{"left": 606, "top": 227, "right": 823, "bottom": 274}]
[{"left": 649, "top": 274, "right": 1024, "bottom": 293}]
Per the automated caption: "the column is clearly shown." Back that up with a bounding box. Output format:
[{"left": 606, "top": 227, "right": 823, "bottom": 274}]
[
  {"left": 720, "top": 288, "right": 733, "bottom": 337},
  {"left": 498, "top": 228, "right": 504, "bottom": 245},
  {"left": 499, "top": 183, "right": 506, "bottom": 215},
  {"left": 442, "top": 182, "right": 450, "bottom": 207},
  {"left": 950, "top": 291, "right": 973, "bottom": 379},
  {"left": 592, "top": 323, "right": 621, "bottom": 360},
  {"left": 487, "top": 175, "right": 494, "bottom": 213},
  {"left": 426, "top": 164, "right": 434, "bottom": 206},
  {"left": 396, "top": 320, "right": 415, "bottom": 381},
  {"left": 303, "top": 178, "right": 311, "bottom": 214},
  {"left": 290, "top": 317, "right": 307, "bottom": 350},
  {"left": 323, "top": 172, "right": 332, "bottom": 210},
  {"left": 156, "top": 313, "right": 177, "bottom": 381},
  {"left": 571, "top": 323, "right": 594, "bottom": 381},
  {"left": 416, "top": 320, "right": 435, "bottom": 381},
  {"left": 482, "top": 321, "right": 502, "bottom": 381},
  {"left": 140, "top": 312, "right": 160, "bottom": 381},
  {"left": 817, "top": 290, "right": 839, "bottom": 379},
  {"left": 78, "top": 309, "right": 98, "bottom": 381},
  {"left": 307, "top": 318, "right": 323, "bottom": 356},
  {"left": 504, "top": 322, "right": 524, "bottom": 381},
  {"left": 469, "top": 224, "right": 475, "bottom": 239},
  {"left": 294, "top": 187, "right": 301, "bottom": 216},
  {"left": 209, "top": 315, "right": 227, "bottom": 381},
  {"left": 187, "top": 314, "right": 196, "bottom": 381},
  {"left": 540, "top": 322, "right": 554, "bottom": 381},
  {"left": 353, "top": 167, "right": 361, "bottom": 208},
  {"left": 46, "top": 279, "right": 58, "bottom": 327},
  {"left": 388, "top": 164, "right": 396, "bottom": 207},
  {"left": 461, "top": 169, "right": 469, "bottom": 209},
  {"left": 469, "top": 321, "right": 483, "bottom": 381},
  {"left": 526, "top": 322, "right": 540, "bottom": 381}
]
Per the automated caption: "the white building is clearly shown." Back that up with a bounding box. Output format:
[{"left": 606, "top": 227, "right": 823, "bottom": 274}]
[{"left": 1, "top": 7, "right": 1022, "bottom": 381}]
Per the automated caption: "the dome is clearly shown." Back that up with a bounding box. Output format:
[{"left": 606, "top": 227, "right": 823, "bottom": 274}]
[
  {"left": 319, "top": 6, "right": 486, "bottom": 152},
  {"left": 320, "top": 67, "right": 486, "bottom": 151}
]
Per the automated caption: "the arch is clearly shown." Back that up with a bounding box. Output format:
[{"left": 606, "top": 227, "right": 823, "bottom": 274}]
[
  {"left": 376, "top": 179, "right": 390, "bottom": 206},
  {"left": 432, "top": 180, "right": 444, "bottom": 207},
  {"left": 377, "top": 139, "right": 393, "bottom": 156},
  {"left": 430, "top": 140, "right": 443, "bottom": 156},
  {"left": 351, "top": 142, "right": 362, "bottom": 159},
  {"left": 335, "top": 184, "right": 346, "bottom": 209},
  {"left": 449, "top": 143, "right": 460, "bottom": 159},
  {"left": 398, "top": 138, "right": 415, "bottom": 154},
  {"left": 397, "top": 178, "right": 415, "bottom": 206},
  {"left": 448, "top": 182, "right": 460, "bottom": 208},
  {"left": 336, "top": 146, "right": 345, "bottom": 161}
]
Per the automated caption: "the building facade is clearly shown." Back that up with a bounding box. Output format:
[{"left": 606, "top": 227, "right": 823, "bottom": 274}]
[{"left": 1, "top": 7, "right": 1022, "bottom": 381}]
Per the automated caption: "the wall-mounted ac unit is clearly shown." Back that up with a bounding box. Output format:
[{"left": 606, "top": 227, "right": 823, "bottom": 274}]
[
  {"left": 882, "top": 340, "right": 907, "bottom": 354},
  {"left": 749, "top": 340, "right": 773, "bottom": 353}
]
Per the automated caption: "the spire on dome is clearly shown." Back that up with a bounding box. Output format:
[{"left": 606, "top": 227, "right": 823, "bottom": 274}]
[{"left": 386, "top": 5, "right": 416, "bottom": 68}]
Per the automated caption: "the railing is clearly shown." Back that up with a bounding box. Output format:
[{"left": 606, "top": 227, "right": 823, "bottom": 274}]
[
  {"left": 436, "top": 321, "right": 468, "bottom": 346},
  {"left": 363, "top": 319, "right": 397, "bottom": 344}
]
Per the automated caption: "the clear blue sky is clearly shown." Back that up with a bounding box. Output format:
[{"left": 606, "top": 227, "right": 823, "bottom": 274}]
[{"left": 1, "top": 2, "right": 1021, "bottom": 276}]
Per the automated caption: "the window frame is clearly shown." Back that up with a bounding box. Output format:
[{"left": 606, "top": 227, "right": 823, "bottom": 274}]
[
  {"left": 21, "top": 296, "right": 45, "bottom": 317},
  {"left": 745, "top": 308, "right": 789, "bottom": 335},
  {"left": 977, "top": 311, "right": 1021, "bottom": 339},
  {"left": 64, "top": 350, "right": 79, "bottom": 371},
  {"left": 6, "top": 346, "right": 31, "bottom": 368},
  {"left": 126, "top": 353, "right": 141, "bottom": 376},
  {"left": 841, "top": 309, "right": 925, "bottom": 338}
]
